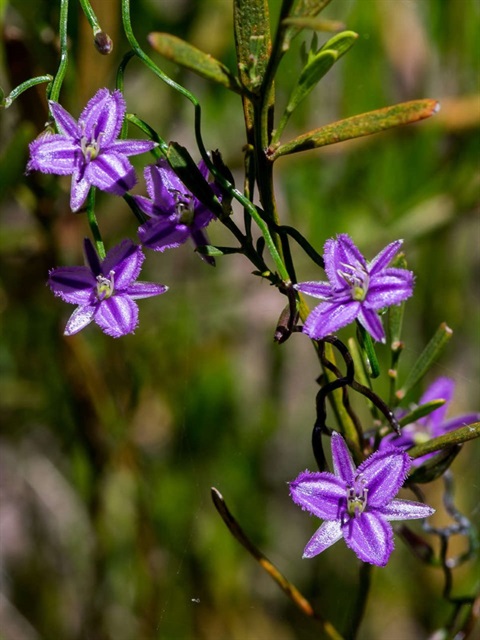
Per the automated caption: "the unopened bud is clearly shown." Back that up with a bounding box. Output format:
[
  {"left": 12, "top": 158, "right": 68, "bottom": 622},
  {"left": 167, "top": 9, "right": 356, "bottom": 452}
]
[{"left": 94, "top": 31, "right": 113, "bottom": 55}]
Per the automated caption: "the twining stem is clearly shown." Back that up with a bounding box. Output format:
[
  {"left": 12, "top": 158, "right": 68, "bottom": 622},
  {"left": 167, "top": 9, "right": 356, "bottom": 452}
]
[
  {"left": 48, "top": 0, "right": 69, "bottom": 103},
  {"left": 1, "top": 75, "right": 53, "bottom": 109},
  {"left": 211, "top": 487, "right": 344, "bottom": 640}
]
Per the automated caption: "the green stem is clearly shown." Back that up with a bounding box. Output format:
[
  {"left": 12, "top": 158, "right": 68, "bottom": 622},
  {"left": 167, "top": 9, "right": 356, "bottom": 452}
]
[
  {"left": 1, "top": 75, "right": 53, "bottom": 109},
  {"left": 48, "top": 0, "right": 69, "bottom": 103},
  {"left": 78, "top": 0, "right": 102, "bottom": 34},
  {"left": 86, "top": 189, "right": 105, "bottom": 259},
  {"left": 125, "top": 113, "right": 168, "bottom": 156}
]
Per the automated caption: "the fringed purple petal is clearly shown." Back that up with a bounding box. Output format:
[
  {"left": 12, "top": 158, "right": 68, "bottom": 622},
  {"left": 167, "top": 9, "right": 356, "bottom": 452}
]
[
  {"left": 64, "top": 304, "right": 96, "bottom": 335},
  {"left": 70, "top": 173, "right": 92, "bottom": 212},
  {"left": 324, "top": 234, "right": 366, "bottom": 288},
  {"left": 366, "top": 271, "right": 414, "bottom": 309},
  {"left": 343, "top": 511, "right": 393, "bottom": 566},
  {"left": 85, "top": 153, "right": 136, "bottom": 195},
  {"left": 303, "top": 300, "right": 360, "bottom": 340},
  {"left": 102, "top": 240, "right": 144, "bottom": 289},
  {"left": 289, "top": 471, "right": 346, "bottom": 520},
  {"left": 303, "top": 520, "right": 343, "bottom": 558},
  {"left": 357, "top": 307, "right": 385, "bottom": 342},
  {"left": 28, "top": 135, "right": 78, "bottom": 175},
  {"left": 368, "top": 239, "right": 403, "bottom": 274},
  {"left": 379, "top": 498, "right": 435, "bottom": 522},
  {"left": 379, "top": 426, "right": 416, "bottom": 451},
  {"left": 49, "top": 266, "right": 95, "bottom": 304},
  {"left": 49, "top": 101, "right": 78, "bottom": 138},
  {"left": 294, "top": 281, "right": 332, "bottom": 299},
  {"left": 79, "top": 89, "right": 125, "bottom": 146},
  {"left": 149, "top": 159, "right": 186, "bottom": 200},
  {"left": 418, "top": 377, "right": 455, "bottom": 429},
  {"left": 111, "top": 139, "right": 156, "bottom": 157},
  {"left": 331, "top": 432, "right": 356, "bottom": 485},
  {"left": 193, "top": 204, "right": 216, "bottom": 228},
  {"left": 198, "top": 159, "right": 209, "bottom": 180},
  {"left": 83, "top": 238, "right": 102, "bottom": 276},
  {"left": 126, "top": 281, "right": 168, "bottom": 300},
  {"left": 436, "top": 413, "right": 480, "bottom": 436},
  {"left": 95, "top": 295, "right": 138, "bottom": 337},
  {"left": 359, "top": 447, "right": 410, "bottom": 507},
  {"left": 138, "top": 218, "right": 190, "bottom": 251}
]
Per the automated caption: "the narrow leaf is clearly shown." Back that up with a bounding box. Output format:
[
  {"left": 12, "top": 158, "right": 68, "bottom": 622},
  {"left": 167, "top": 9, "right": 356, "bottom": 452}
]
[
  {"left": 408, "top": 423, "right": 479, "bottom": 459},
  {"left": 234, "top": 0, "right": 271, "bottom": 92},
  {"left": 148, "top": 33, "right": 243, "bottom": 94},
  {"left": 282, "top": 16, "right": 345, "bottom": 33},
  {"left": 195, "top": 245, "right": 241, "bottom": 257},
  {"left": 270, "top": 99, "right": 440, "bottom": 159},
  {"left": 398, "top": 399, "right": 446, "bottom": 428},
  {"left": 283, "top": 0, "right": 334, "bottom": 49},
  {"left": 396, "top": 322, "right": 453, "bottom": 402},
  {"left": 408, "top": 446, "right": 461, "bottom": 484}
]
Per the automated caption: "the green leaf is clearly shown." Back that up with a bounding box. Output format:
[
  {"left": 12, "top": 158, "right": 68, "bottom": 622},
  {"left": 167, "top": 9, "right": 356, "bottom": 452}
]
[
  {"left": 148, "top": 33, "right": 243, "bottom": 94},
  {"left": 273, "top": 31, "right": 358, "bottom": 142},
  {"left": 356, "top": 323, "right": 380, "bottom": 378},
  {"left": 387, "top": 253, "right": 408, "bottom": 350},
  {"left": 396, "top": 322, "right": 453, "bottom": 402},
  {"left": 407, "top": 446, "right": 461, "bottom": 484},
  {"left": 282, "top": 16, "right": 345, "bottom": 33},
  {"left": 166, "top": 143, "right": 223, "bottom": 218},
  {"left": 283, "top": 0, "right": 335, "bottom": 49},
  {"left": 398, "top": 400, "right": 446, "bottom": 428},
  {"left": 234, "top": 0, "right": 271, "bottom": 93},
  {"left": 408, "top": 422, "right": 480, "bottom": 460},
  {"left": 270, "top": 99, "right": 440, "bottom": 159},
  {"left": 195, "top": 245, "right": 241, "bottom": 257}
]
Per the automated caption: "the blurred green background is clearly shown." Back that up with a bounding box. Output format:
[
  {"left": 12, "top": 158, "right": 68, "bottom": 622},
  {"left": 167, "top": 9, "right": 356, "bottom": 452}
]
[{"left": 0, "top": 1, "right": 479, "bottom": 639}]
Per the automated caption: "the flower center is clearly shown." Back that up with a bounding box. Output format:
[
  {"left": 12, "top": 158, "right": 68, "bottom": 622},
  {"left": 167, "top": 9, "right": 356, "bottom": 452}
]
[
  {"left": 96, "top": 271, "right": 115, "bottom": 300},
  {"left": 80, "top": 123, "right": 102, "bottom": 162},
  {"left": 412, "top": 429, "right": 431, "bottom": 445},
  {"left": 338, "top": 263, "right": 369, "bottom": 301},
  {"left": 171, "top": 190, "right": 195, "bottom": 226},
  {"left": 346, "top": 480, "right": 368, "bottom": 517}
]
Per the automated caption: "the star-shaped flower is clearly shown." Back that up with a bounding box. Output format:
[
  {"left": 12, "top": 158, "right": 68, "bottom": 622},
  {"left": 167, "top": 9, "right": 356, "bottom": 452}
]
[
  {"left": 27, "top": 88, "right": 156, "bottom": 211},
  {"left": 289, "top": 432, "right": 434, "bottom": 566},
  {"left": 294, "top": 234, "right": 414, "bottom": 342},
  {"left": 133, "top": 159, "right": 218, "bottom": 260},
  {"left": 381, "top": 377, "right": 480, "bottom": 466},
  {"left": 48, "top": 238, "right": 168, "bottom": 337}
]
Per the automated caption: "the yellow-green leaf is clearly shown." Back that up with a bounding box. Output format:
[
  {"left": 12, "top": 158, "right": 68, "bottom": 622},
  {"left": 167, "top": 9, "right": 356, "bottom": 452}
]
[
  {"left": 270, "top": 99, "right": 440, "bottom": 159},
  {"left": 148, "top": 33, "right": 242, "bottom": 94}
]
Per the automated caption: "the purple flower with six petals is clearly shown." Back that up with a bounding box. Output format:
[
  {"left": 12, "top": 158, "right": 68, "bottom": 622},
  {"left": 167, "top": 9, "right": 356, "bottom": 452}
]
[
  {"left": 381, "top": 377, "right": 480, "bottom": 466},
  {"left": 27, "top": 88, "right": 156, "bottom": 211},
  {"left": 48, "top": 238, "right": 168, "bottom": 337},
  {"left": 133, "top": 159, "right": 218, "bottom": 258},
  {"left": 289, "top": 432, "right": 434, "bottom": 566},
  {"left": 294, "top": 234, "right": 414, "bottom": 342}
]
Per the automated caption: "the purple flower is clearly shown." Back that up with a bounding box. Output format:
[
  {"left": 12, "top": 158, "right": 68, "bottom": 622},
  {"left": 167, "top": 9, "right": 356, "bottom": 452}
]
[
  {"left": 294, "top": 234, "right": 414, "bottom": 342},
  {"left": 27, "top": 88, "right": 156, "bottom": 211},
  {"left": 381, "top": 377, "right": 480, "bottom": 466},
  {"left": 48, "top": 238, "right": 168, "bottom": 337},
  {"left": 133, "top": 159, "right": 218, "bottom": 256},
  {"left": 289, "top": 432, "right": 434, "bottom": 566}
]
